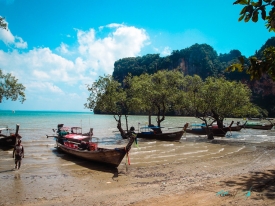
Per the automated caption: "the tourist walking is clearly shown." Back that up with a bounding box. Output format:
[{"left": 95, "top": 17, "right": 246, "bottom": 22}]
[{"left": 12, "top": 139, "right": 24, "bottom": 169}]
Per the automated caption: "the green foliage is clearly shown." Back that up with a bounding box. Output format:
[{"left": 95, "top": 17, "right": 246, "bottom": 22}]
[
  {"left": 0, "top": 69, "right": 26, "bottom": 103},
  {"left": 227, "top": 46, "right": 275, "bottom": 80},
  {"left": 84, "top": 75, "right": 126, "bottom": 115},
  {"left": 233, "top": 1, "right": 275, "bottom": 81},
  {"left": 87, "top": 70, "right": 260, "bottom": 131},
  {"left": 128, "top": 70, "right": 185, "bottom": 127},
  {"left": 181, "top": 76, "right": 260, "bottom": 126},
  {"left": 0, "top": 17, "right": 26, "bottom": 104},
  {"left": 113, "top": 54, "right": 161, "bottom": 83},
  {"left": 234, "top": 0, "right": 274, "bottom": 30},
  {"left": 177, "top": 75, "right": 204, "bottom": 115},
  {"left": 113, "top": 43, "right": 223, "bottom": 84},
  {"left": 0, "top": 16, "right": 7, "bottom": 30}
]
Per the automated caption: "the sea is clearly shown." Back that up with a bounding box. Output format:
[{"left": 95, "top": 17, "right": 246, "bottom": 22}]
[{"left": 1, "top": 110, "right": 275, "bottom": 172}]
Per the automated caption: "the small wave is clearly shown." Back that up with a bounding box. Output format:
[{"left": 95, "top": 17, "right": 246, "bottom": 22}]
[
  {"left": 0, "top": 158, "right": 12, "bottom": 161},
  {"left": 218, "top": 148, "right": 224, "bottom": 152},
  {"left": 61, "top": 163, "right": 76, "bottom": 166},
  {"left": 227, "top": 146, "right": 245, "bottom": 155},
  {"left": 159, "top": 149, "right": 176, "bottom": 154},
  {"left": 209, "top": 148, "right": 224, "bottom": 155},
  {"left": 182, "top": 149, "right": 208, "bottom": 155},
  {"left": 135, "top": 150, "right": 158, "bottom": 154},
  {"left": 146, "top": 141, "right": 157, "bottom": 144},
  {"left": 32, "top": 157, "right": 49, "bottom": 160},
  {"left": 150, "top": 154, "right": 176, "bottom": 159},
  {"left": 29, "top": 139, "right": 52, "bottom": 142},
  {"left": 177, "top": 158, "right": 187, "bottom": 161},
  {"left": 139, "top": 145, "right": 154, "bottom": 150},
  {"left": 256, "top": 135, "right": 268, "bottom": 137},
  {"left": 158, "top": 143, "right": 174, "bottom": 147},
  {"left": 130, "top": 159, "right": 167, "bottom": 165}
]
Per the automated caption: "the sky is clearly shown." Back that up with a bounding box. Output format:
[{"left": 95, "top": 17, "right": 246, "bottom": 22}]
[{"left": 0, "top": 0, "right": 274, "bottom": 112}]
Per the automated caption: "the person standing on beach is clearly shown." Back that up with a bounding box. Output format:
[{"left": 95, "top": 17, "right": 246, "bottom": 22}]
[{"left": 12, "top": 139, "right": 24, "bottom": 169}]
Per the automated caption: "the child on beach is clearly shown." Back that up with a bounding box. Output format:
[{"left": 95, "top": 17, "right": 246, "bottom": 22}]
[{"left": 12, "top": 139, "right": 24, "bottom": 169}]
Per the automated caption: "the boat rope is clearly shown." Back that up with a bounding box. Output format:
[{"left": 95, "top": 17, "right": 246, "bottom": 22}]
[{"left": 125, "top": 147, "right": 130, "bottom": 165}]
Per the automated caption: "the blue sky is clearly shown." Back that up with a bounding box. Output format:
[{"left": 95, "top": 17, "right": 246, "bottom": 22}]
[{"left": 0, "top": 0, "right": 274, "bottom": 111}]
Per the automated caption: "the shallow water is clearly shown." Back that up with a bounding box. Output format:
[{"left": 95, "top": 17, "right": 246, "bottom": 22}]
[{"left": 0, "top": 111, "right": 274, "bottom": 172}]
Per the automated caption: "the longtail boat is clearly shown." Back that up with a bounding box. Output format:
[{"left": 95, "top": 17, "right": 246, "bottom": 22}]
[
  {"left": 47, "top": 124, "right": 136, "bottom": 167},
  {"left": 241, "top": 122, "right": 274, "bottom": 130},
  {"left": 136, "top": 123, "right": 188, "bottom": 141},
  {"left": 0, "top": 124, "right": 21, "bottom": 147},
  {"left": 185, "top": 123, "right": 207, "bottom": 135},
  {"left": 185, "top": 121, "right": 241, "bottom": 137}
]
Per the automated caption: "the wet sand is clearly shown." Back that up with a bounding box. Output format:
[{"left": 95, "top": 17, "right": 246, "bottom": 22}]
[{"left": 1, "top": 140, "right": 275, "bottom": 206}]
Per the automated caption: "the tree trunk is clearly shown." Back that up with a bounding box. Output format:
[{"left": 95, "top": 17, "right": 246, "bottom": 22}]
[
  {"left": 217, "top": 119, "right": 224, "bottom": 128},
  {"left": 148, "top": 111, "right": 151, "bottom": 126},
  {"left": 125, "top": 114, "right": 129, "bottom": 132},
  {"left": 115, "top": 115, "right": 127, "bottom": 139},
  {"left": 207, "top": 133, "right": 214, "bottom": 140},
  {"left": 117, "top": 121, "right": 127, "bottom": 139}
]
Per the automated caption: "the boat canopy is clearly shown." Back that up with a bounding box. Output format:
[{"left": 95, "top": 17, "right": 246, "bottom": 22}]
[
  {"left": 246, "top": 122, "right": 263, "bottom": 126},
  {"left": 140, "top": 126, "right": 161, "bottom": 129},
  {"left": 191, "top": 123, "right": 206, "bottom": 127},
  {"left": 60, "top": 126, "right": 82, "bottom": 134},
  {"left": 64, "top": 133, "right": 90, "bottom": 141}
]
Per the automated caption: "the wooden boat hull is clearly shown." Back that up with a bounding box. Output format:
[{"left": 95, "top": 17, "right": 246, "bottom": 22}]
[
  {"left": 210, "top": 128, "right": 228, "bottom": 137},
  {"left": 57, "top": 142, "right": 128, "bottom": 167},
  {"left": 136, "top": 130, "right": 184, "bottom": 141},
  {"left": 0, "top": 124, "right": 21, "bottom": 147},
  {"left": 227, "top": 126, "right": 242, "bottom": 131},
  {"left": 185, "top": 127, "right": 228, "bottom": 137},
  {"left": 0, "top": 135, "right": 17, "bottom": 147},
  {"left": 185, "top": 128, "right": 206, "bottom": 135},
  {"left": 186, "top": 126, "right": 242, "bottom": 137},
  {"left": 242, "top": 124, "right": 273, "bottom": 130}
]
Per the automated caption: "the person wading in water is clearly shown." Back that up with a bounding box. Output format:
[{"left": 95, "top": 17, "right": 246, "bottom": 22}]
[{"left": 13, "top": 139, "right": 24, "bottom": 170}]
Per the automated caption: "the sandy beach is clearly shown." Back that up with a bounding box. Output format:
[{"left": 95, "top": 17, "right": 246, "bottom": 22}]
[{"left": 1, "top": 139, "right": 275, "bottom": 206}]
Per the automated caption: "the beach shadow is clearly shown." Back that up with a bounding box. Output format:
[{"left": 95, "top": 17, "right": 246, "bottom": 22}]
[
  {"left": 51, "top": 148, "right": 119, "bottom": 177},
  {"left": 0, "top": 169, "right": 16, "bottom": 173},
  {"left": 221, "top": 169, "right": 275, "bottom": 200}
]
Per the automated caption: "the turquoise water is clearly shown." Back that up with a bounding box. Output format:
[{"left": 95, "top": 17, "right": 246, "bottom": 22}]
[
  {"left": 1, "top": 110, "right": 275, "bottom": 144},
  {"left": 0, "top": 110, "right": 275, "bottom": 170}
]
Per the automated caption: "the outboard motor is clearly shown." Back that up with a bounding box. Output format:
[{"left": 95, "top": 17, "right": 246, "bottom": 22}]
[
  {"left": 56, "top": 124, "right": 68, "bottom": 137},
  {"left": 57, "top": 124, "right": 64, "bottom": 132}
]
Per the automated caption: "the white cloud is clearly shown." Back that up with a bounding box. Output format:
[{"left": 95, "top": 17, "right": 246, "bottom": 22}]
[
  {"left": 106, "top": 23, "right": 123, "bottom": 28},
  {"left": 0, "top": 23, "right": 150, "bottom": 111},
  {"left": 27, "top": 82, "right": 64, "bottom": 94},
  {"left": 14, "top": 36, "right": 27, "bottom": 49},
  {"left": 56, "top": 42, "right": 70, "bottom": 55},
  {"left": 76, "top": 24, "right": 149, "bottom": 74},
  {"left": 68, "top": 92, "right": 80, "bottom": 98},
  {"left": 33, "top": 70, "right": 50, "bottom": 79},
  {"left": 0, "top": 28, "right": 27, "bottom": 49},
  {"left": 161, "top": 46, "right": 171, "bottom": 56}
]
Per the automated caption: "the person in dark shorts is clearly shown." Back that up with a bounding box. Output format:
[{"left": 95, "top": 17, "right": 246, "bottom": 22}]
[{"left": 12, "top": 139, "right": 24, "bottom": 169}]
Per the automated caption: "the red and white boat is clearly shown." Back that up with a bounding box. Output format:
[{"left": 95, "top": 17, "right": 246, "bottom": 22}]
[{"left": 47, "top": 124, "right": 135, "bottom": 167}]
